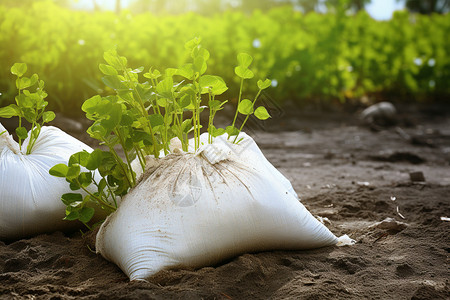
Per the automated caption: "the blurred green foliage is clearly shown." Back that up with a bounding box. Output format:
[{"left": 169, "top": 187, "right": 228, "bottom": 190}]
[{"left": 0, "top": 1, "right": 448, "bottom": 114}]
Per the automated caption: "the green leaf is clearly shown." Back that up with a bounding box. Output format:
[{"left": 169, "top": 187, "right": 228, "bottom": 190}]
[
  {"left": 70, "top": 182, "right": 81, "bottom": 191},
  {"left": 86, "top": 149, "right": 104, "bottom": 170},
  {"left": 177, "top": 64, "right": 194, "bottom": 80},
  {"left": 131, "top": 66, "right": 144, "bottom": 73},
  {"left": 29, "top": 74, "right": 39, "bottom": 86},
  {"left": 81, "top": 95, "right": 102, "bottom": 115},
  {"left": 238, "top": 99, "right": 254, "bottom": 115},
  {"left": 64, "top": 210, "right": 79, "bottom": 221},
  {"left": 0, "top": 105, "right": 19, "bottom": 118},
  {"left": 148, "top": 114, "right": 164, "bottom": 127},
  {"left": 208, "top": 99, "right": 222, "bottom": 109},
  {"left": 254, "top": 106, "right": 271, "bottom": 120},
  {"left": 181, "top": 119, "right": 193, "bottom": 133},
  {"left": 234, "top": 66, "right": 254, "bottom": 79},
  {"left": 237, "top": 53, "right": 253, "bottom": 68},
  {"left": 87, "top": 122, "right": 107, "bottom": 139},
  {"left": 156, "top": 98, "right": 168, "bottom": 107},
  {"left": 156, "top": 77, "right": 174, "bottom": 98},
  {"left": 22, "top": 108, "right": 36, "bottom": 123},
  {"left": 226, "top": 126, "right": 240, "bottom": 136},
  {"left": 193, "top": 47, "right": 210, "bottom": 61},
  {"left": 99, "top": 63, "right": 118, "bottom": 75},
  {"left": 66, "top": 165, "right": 81, "bottom": 180},
  {"left": 11, "top": 63, "right": 27, "bottom": 77},
  {"left": 118, "top": 115, "right": 132, "bottom": 128},
  {"left": 16, "top": 127, "right": 28, "bottom": 140},
  {"left": 78, "top": 172, "right": 93, "bottom": 188},
  {"left": 165, "top": 68, "right": 178, "bottom": 78},
  {"left": 69, "top": 151, "right": 90, "bottom": 167},
  {"left": 101, "top": 103, "right": 122, "bottom": 131},
  {"left": 17, "top": 77, "right": 32, "bottom": 89},
  {"left": 117, "top": 91, "right": 133, "bottom": 104},
  {"left": 193, "top": 56, "right": 207, "bottom": 75},
  {"left": 199, "top": 75, "right": 228, "bottom": 95},
  {"left": 49, "top": 164, "right": 69, "bottom": 177},
  {"left": 102, "top": 75, "right": 128, "bottom": 91},
  {"left": 42, "top": 111, "right": 55, "bottom": 123},
  {"left": 210, "top": 125, "right": 226, "bottom": 137},
  {"left": 98, "top": 178, "right": 107, "bottom": 193},
  {"left": 79, "top": 207, "right": 95, "bottom": 223},
  {"left": 143, "top": 68, "right": 161, "bottom": 80},
  {"left": 179, "top": 94, "right": 192, "bottom": 108},
  {"left": 185, "top": 37, "right": 201, "bottom": 51},
  {"left": 61, "top": 193, "right": 83, "bottom": 206},
  {"left": 257, "top": 79, "right": 272, "bottom": 90},
  {"left": 103, "top": 49, "right": 123, "bottom": 70}
]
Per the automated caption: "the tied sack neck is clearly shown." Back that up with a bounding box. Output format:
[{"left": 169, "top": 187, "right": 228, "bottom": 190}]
[{"left": 0, "top": 123, "right": 21, "bottom": 155}]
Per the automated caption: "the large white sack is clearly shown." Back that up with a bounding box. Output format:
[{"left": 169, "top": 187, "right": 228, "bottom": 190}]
[
  {"left": 96, "top": 132, "right": 338, "bottom": 281},
  {"left": 0, "top": 124, "right": 98, "bottom": 239}
]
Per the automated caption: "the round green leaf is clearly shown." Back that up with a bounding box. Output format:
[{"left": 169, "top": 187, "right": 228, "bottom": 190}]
[
  {"left": 237, "top": 53, "right": 253, "bottom": 68},
  {"left": 66, "top": 165, "right": 81, "bottom": 180},
  {"left": 199, "top": 75, "right": 228, "bottom": 95},
  {"left": 257, "top": 79, "right": 272, "bottom": 90},
  {"left": 42, "top": 111, "right": 55, "bottom": 123},
  {"left": 238, "top": 99, "right": 254, "bottom": 115},
  {"left": 64, "top": 210, "right": 80, "bottom": 221},
  {"left": 69, "top": 151, "right": 90, "bottom": 167},
  {"left": 16, "top": 127, "right": 28, "bottom": 140},
  {"left": 226, "top": 126, "right": 240, "bottom": 137},
  {"left": 86, "top": 149, "right": 104, "bottom": 170},
  {"left": 11, "top": 63, "right": 27, "bottom": 77},
  {"left": 234, "top": 66, "right": 254, "bottom": 79},
  {"left": 0, "top": 105, "right": 19, "bottom": 118},
  {"left": 148, "top": 114, "right": 164, "bottom": 127},
  {"left": 61, "top": 193, "right": 83, "bottom": 206},
  {"left": 254, "top": 106, "right": 271, "bottom": 120},
  {"left": 49, "top": 164, "right": 69, "bottom": 177},
  {"left": 102, "top": 75, "right": 128, "bottom": 91},
  {"left": 99, "top": 63, "right": 118, "bottom": 75},
  {"left": 78, "top": 172, "right": 93, "bottom": 188}
]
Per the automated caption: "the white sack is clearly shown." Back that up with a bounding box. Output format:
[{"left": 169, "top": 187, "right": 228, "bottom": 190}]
[
  {"left": 96, "top": 132, "right": 338, "bottom": 280},
  {"left": 0, "top": 124, "right": 98, "bottom": 239}
]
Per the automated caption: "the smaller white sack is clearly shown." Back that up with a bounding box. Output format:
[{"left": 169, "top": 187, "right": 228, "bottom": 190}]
[
  {"left": 96, "top": 133, "right": 338, "bottom": 280},
  {"left": 0, "top": 124, "right": 98, "bottom": 239}
]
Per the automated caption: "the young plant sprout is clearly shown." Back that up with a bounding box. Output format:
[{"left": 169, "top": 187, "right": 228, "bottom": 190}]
[
  {"left": 0, "top": 63, "right": 55, "bottom": 154},
  {"left": 49, "top": 38, "right": 272, "bottom": 226}
]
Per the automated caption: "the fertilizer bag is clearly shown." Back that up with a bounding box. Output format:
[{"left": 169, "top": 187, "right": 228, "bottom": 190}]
[
  {"left": 96, "top": 133, "right": 338, "bottom": 280},
  {"left": 0, "top": 124, "right": 97, "bottom": 239}
]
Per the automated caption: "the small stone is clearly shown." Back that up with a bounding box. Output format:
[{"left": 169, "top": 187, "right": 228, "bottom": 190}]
[{"left": 410, "top": 171, "right": 425, "bottom": 182}]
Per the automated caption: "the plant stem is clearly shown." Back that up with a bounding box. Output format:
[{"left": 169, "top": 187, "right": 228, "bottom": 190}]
[
  {"left": 107, "top": 143, "right": 133, "bottom": 189},
  {"left": 76, "top": 179, "right": 116, "bottom": 211},
  {"left": 135, "top": 145, "right": 146, "bottom": 171},
  {"left": 26, "top": 122, "right": 41, "bottom": 155},
  {"left": 231, "top": 77, "right": 244, "bottom": 129},
  {"left": 233, "top": 88, "right": 262, "bottom": 143},
  {"left": 114, "top": 128, "right": 136, "bottom": 186}
]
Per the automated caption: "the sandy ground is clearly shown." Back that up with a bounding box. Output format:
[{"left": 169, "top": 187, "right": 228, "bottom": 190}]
[{"left": 0, "top": 104, "right": 449, "bottom": 299}]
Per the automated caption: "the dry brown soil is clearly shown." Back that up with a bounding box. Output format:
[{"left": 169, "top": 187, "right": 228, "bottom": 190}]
[{"left": 1, "top": 104, "right": 449, "bottom": 299}]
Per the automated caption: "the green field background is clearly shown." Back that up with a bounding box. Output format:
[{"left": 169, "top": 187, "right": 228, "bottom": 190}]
[{"left": 0, "top": 1, "right": 448, "bottom": 114}]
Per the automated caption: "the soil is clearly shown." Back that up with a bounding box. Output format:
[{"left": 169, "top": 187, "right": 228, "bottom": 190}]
[{"left": 1, "top": 104, "right": 449, "bottom": 299}]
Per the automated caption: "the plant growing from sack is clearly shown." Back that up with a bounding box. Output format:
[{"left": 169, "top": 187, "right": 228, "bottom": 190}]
[
  {"left": 49, "top": 38, "right": 272, "bottom": 225},
  {"left": 0, "top": 64, "right": 102, "bottom": 239},
  {"left": 0, "top": 63, "right": 56, "bottom": 152}
]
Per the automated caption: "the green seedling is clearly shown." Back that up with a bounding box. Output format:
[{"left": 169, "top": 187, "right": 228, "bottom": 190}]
[
  {"left": 50, "top": 38, "right": 272, "bottom": 225},
  {"left": 0, "top": 63, "right": 55, "bottom": 154}
]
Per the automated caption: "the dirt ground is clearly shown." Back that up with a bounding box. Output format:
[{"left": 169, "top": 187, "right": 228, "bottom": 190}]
[{"left": 0, "top": 103, "right": 449, "bottom": 299}]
